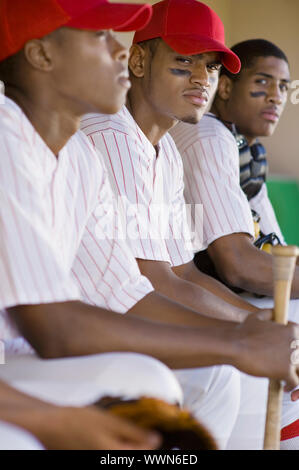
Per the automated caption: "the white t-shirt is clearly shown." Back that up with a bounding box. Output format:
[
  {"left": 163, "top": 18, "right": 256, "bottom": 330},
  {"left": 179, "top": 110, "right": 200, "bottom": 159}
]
[
  {"left": 0, "top": 98, "right": 153, "bottom": 353},
  {"left": 170, "top": 113, "right": 285, "bottom": 251},
  {"left": 80, "top": 106, "right": 194, "bottom": 266}
]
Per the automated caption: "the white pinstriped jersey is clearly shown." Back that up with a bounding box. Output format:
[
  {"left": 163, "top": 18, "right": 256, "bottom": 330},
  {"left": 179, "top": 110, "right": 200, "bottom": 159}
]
[
  {"left": 80, "top": 106, "right": 193, "bottom": 267},
  {"left": 170, "top": 114, "right": 285, "bottom": 250},
  {"left": 0, "top": 98, "right": 153, "bottom": 351}
]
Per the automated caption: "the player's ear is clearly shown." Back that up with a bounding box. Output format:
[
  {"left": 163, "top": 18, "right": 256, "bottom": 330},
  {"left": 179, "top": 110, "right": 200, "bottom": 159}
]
[
  {"left": 23, "top": 38, "right": 54, "bottom": 72},
  {"left": 128, "top": 44, "right": 146, "bottom": 78},
  {"left": 217, "top": 74, "right": 234, "bottom": 101}
]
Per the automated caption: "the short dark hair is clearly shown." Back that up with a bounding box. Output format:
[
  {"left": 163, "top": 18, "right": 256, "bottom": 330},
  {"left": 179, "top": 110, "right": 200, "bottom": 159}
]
[
  {"left": 0, "top": 51, "right": 23, "bottom": 85},
  {"left": 221, "top": 39, "right": 289, "bottom": 80},
  {"left": 136, "top": 37, "right": 162, "bottom": 57}
]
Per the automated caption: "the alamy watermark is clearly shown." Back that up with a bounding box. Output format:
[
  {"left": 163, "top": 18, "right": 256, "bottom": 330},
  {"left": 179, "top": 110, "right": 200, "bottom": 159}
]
[
  {"left": 93, "top": 196, "right": 204, "bottom": 252},
  {"left": 290, "top": 80, "right": 299, "bottom": 105}
]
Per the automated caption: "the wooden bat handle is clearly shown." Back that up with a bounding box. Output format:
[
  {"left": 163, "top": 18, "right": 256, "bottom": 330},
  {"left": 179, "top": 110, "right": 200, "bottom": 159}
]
[{"left": 263, "top": 245, "right": 299, "bottom": 450}]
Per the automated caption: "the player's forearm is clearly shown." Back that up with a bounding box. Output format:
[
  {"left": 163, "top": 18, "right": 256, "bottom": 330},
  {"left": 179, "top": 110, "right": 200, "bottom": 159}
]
[
  {"left": 7, "top": 302, "right": 299, "bottom": 387},
  {"left": 221, "top": 254, "right": 277, "bottom": 297},
  {"left": 129, "top": 290, "right": 240, "bottom": 327},
  {"left": 174, "top": 262, "right": 259, "bottom": 314},
  {"left": 0, "top": 380, "right": 48, "bottom": 413},
  {"left": 0, "top": 380, "right": 54, "bottom": 441},
  {"left": 174, "top": 277, "right": 253, "bottom": 321},
  {"left": 206, "top": 237, "right": 281, "bottom": 297},
  {"left": 0, "top": 381, "right": 99, "bottom": 450},
  {"left": 7, "top": 301, "right": 236, "bottom": 369},
  {"left": 213, "top": 246, "right": 299, "bottom": 299},
  {"left": 144, "top": 268, "right": 250, "bottom": 322}
]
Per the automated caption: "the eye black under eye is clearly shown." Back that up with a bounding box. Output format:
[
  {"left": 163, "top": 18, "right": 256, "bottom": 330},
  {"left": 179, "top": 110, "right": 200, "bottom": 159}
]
[{"left": 169, "top": 68, "right": 191, "bottom": 76}]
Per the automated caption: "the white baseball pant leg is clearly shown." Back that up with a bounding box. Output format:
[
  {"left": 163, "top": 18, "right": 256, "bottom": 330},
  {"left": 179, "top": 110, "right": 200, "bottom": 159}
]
[
  {"left": 226, "top": 372, "right": 269, "bottom": 450},
  {"left": 174, "top": 365, "right": 241, "bottom": 450},
  {"left": 239, "top": 294, "right": 299, "bottom": 450},
  {"left": 0, "top": 352, "right": 183, "bottom": 407},
  {"left": 0, "top": 353, "right": 241, "bottom": 449}
]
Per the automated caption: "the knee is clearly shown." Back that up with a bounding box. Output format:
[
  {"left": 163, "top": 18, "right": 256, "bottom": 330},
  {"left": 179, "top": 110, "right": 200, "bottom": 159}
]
[{"left": 124, "top": 353, "right": 184, "bottom": 406}]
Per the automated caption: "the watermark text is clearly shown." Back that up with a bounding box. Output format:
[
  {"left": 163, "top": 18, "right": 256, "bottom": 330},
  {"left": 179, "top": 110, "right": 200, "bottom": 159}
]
[{"left": 93, "top": 197, "right": 204, "bottom": 252}]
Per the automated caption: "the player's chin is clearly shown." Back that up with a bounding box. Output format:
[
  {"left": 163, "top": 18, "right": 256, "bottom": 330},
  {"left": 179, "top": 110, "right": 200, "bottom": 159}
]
[
  {"left": 181, "top": 104, "right": 206, "bottom": 124},
  {"left": 95, "top": 94, "right": 127, "bottom": 115},
  {"left": 180, "top": 110, "right": 204, "bottom": 125},
  {"left": 258, "top": 121, "right": 278, "bottom": 138}
]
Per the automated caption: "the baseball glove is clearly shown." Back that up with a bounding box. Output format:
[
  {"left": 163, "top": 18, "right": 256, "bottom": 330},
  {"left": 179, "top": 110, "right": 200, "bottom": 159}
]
[{"left": 97, "top": 396, "right": 218, "bottom": 450}]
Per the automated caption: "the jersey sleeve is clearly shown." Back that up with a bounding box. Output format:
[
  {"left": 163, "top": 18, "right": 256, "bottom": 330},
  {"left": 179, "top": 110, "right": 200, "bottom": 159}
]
[
  {"left": 182, "top": 130, "right": 255, "bottom": 250},
  {"left": 71, "top": 150, "right": 154, "bottom": 314},
  {"left": 0, "top": 130, "right": 81, "bottom": 311}
]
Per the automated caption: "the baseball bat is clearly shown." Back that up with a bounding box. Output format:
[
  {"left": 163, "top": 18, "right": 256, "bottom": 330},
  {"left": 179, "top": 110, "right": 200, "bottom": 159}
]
[{"left": 263, "top": 245, "right": 299, "bottom": 450}]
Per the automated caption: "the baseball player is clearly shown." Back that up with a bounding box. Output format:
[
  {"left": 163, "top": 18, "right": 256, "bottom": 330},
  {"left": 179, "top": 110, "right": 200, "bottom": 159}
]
[
  {"left": 0, "top": 0, "right": 182, "bottom": 450},
  {"left": 170, "top": 38, "right": 299, "bottom": 449},
  {"left": 79, "top": 0, "right": 299, "bottom": 449},
  {"left": 1, "top": 0, "right": 299, "bottom": 450}
]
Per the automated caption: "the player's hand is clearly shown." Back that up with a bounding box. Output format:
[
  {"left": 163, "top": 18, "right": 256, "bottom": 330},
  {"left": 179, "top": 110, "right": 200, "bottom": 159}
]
[
  {"left": 232, "top": 314, "right": 299, "bottom": 391},
  {"left": 38, "top": 405, "right": 161, "bottom": 450}
]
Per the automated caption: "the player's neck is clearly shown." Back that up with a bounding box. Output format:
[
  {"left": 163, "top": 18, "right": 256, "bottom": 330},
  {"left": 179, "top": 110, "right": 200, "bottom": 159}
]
[
  {"left": 210, "top": 100, "right": 229, "bottom": 122},
  {"left": 210, "top": 101, "right": 257, "bottom": 145},
  {"left": 5, "top": 86, "right": 81, "bottom": 157},
  {"left": 126, "top": 89, "right": 177, "bottom": 147}
]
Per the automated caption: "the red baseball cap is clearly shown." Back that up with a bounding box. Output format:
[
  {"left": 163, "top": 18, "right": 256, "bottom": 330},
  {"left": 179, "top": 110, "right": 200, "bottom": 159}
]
[
  {"left": 0, "top": 0, "right": 153, "bottom": 62},
  {"left": 133, "top": 0, "right": 241, "bottom": 74}
]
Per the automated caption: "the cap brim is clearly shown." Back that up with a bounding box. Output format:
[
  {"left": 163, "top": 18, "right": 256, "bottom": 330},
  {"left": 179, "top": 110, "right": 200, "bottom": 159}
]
[
  {"left": 66, "top": 3, "right": 152, "bottom": 33},
  {"left": 162, "top": 34, "right": 241, "bottom": 74}
]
